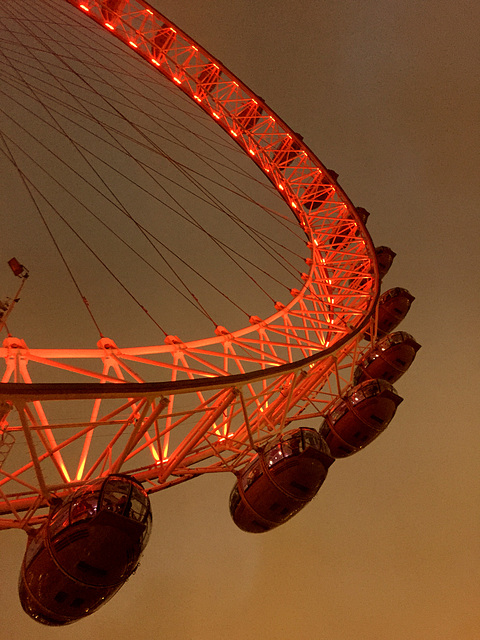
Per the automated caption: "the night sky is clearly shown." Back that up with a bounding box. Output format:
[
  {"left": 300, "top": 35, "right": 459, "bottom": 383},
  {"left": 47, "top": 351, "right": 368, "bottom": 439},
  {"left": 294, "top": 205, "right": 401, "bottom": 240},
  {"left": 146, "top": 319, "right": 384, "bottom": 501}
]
[{"left": 1, "top": 1, "right": 479, "bottom": 638}]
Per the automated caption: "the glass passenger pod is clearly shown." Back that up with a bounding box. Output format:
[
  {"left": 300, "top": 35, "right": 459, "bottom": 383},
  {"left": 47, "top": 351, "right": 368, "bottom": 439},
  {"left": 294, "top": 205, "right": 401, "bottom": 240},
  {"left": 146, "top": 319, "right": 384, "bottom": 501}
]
[
  {"left": 329, "top": 206, "right": 369, "bottom": 250},
  {"left": 235, "top": 100, "right": 264, "bottom": 131},
  {"left": 151, "top": 24, "right": 176, "bottom": 63},
  {"left": 100, "top": 0, "right": 126, "bottom": 26},
  {"left": 301, "top": 175, "right": 333, "bottom": 211},
  {"left": 196, "top": 63, "right": 221, "bottom": 99},
  {"left": 319, "top": 379, "right": 403, "bottom": 458},
  {"left": 273, "top": 134, "right": 304, "bottom": 167},
  {"left": 375, "top": 246, "right": 396, "bottom": 280},
  {"left": 354, "top": 331, "right": 421, "bottom": 385},
  {"left": 355, "top": 207, "right": 371, "bottom": 225},
  {"left": 374, "top": 287, "right": 415, "bottom": 337},
  {"left": 19, "top": 475, "right": 152, "bottom": 626},
  {"left": 229, "top": 428, "right": 334, "bottom": 533}
]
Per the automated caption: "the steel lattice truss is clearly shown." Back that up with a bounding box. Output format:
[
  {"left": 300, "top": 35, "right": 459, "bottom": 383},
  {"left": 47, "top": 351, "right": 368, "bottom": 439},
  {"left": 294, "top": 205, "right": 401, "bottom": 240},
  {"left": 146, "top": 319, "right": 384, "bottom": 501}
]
[{"left": 0, "top": 0, "right": 380, "bottom": 530}]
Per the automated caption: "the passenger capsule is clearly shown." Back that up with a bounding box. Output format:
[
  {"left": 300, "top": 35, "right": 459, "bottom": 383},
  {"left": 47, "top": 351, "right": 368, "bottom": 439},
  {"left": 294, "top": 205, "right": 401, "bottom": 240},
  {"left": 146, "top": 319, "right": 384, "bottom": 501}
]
[
  {"left": 375, "top": 287, "right": 415, "bottom": 337},
  {"left": 230, "top": 428, "right": 334, "bottom": 533},
  {"left": 301, "top": 175, "right": 333, "bottom": 210},
  {"left": 236, "top": 101, "right": 263, "bottom": 131},
  {"left": 196, "top": 63, "right": 221, "bottom": 96},
  {"left": 319, "top": 379, "right": 403, "bottom": 458},
  {"left": 274, "top": 134, "right": 303, "bottom": 166},
  {"left": 354, "top": 331, "right": 421, "bottom": 385},
  {"left": 329, "top": 207, "right": 369, "bottom": 250},
  {"left": 355, "top": 207, "right": 371, "bottom": 224},
  {"left": 327, "top": 169, "right": 339, "bottom": 182},
  {"left": 151, "top": 25, "right": 176, "bottom": 61},
  {"left": 375, "top": 246, "right": 396, "bottom": 280},
  {"left": 19, "top": 475, "right": 152, "bottom": 626}
]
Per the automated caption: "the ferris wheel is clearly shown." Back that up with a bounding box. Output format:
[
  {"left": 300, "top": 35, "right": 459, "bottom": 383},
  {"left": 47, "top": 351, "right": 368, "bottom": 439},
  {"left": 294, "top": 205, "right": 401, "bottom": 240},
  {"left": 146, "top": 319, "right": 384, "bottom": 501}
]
[{"left": 0, "top": 0, "right": 419, "bottom": 625}]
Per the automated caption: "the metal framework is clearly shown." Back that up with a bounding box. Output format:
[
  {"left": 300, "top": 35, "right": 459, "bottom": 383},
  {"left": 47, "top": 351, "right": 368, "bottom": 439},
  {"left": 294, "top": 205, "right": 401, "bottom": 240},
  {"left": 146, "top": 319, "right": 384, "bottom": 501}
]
[{"left": 0, "top": 0, "right": 380, "bottom": 530}]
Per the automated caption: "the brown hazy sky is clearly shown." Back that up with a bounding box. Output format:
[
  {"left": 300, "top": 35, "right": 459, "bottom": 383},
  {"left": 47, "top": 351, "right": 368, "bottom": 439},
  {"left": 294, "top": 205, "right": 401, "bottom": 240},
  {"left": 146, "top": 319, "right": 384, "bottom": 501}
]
[{"left": 1, "top": 1, "right": 479, "bottom": 639}]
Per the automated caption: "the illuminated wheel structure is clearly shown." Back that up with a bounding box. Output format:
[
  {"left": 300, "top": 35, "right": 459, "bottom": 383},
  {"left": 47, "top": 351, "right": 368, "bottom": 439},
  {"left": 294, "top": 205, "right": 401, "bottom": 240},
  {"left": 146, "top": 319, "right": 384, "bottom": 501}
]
[{"left": 0, "top": 0, "right": 416, "bottom": 545}]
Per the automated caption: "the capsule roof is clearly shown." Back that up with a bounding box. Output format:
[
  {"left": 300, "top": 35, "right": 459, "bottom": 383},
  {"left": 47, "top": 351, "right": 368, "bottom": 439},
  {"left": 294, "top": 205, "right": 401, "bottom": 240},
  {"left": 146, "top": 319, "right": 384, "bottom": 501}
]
[
  {"left": 48, "top": 474, "right": 151, "bottom": 532},
  {"left": 320, "top": 379, "right": 403, "bottom": 458},
  {"left": 366, "top": 287, "right": 415, "bottom": 339},
  {"left": 354, "top": 331, "right": 421, "bottom": 385},
  {"left": 375, "top": 246, "right": 396, "bottom": 280}
]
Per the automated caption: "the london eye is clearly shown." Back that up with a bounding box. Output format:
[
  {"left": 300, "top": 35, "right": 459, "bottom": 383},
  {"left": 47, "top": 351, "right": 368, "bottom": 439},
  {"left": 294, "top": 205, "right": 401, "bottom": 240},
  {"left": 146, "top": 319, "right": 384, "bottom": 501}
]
[{"left": 0, "top": 0, "right": 419, "bottom": 624}]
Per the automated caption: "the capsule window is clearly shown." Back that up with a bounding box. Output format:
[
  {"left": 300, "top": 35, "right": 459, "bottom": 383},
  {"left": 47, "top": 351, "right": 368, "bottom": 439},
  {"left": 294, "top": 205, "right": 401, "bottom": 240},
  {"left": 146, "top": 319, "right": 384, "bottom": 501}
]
[
  {"left": 285, "top": 433, "right": 303, "bottom": 454},
  {"left": 70, "top": 492, "right": 99, "bottom": 524},
  {"left": 303, "top": 431, "right": 319, "bottom": 449},
  {"left": 128, "top": 485, "right": 149, "bottom": 522},
  {"left": 242, "top": 463, "right": 263, "bottom": 491},
  {"left": 330, "top": 404, "right": 348, "bottom": 422},
  {"left": 101, "top": 478, "right": 131, "bottom": 515},
  {"left": 319, "top": 423, "right": 331, "bottom": 438},
  {"left": 267, "top": 444, "right": 284, "bottom": 467},
  {"left": 49, "top": 504, "right": 71, "bottom": 538},
  {"left": 23, "top": 533, "right": 44, "bottom": 567},
  {"left": 141, "top": 511, "right": 153, "bottom": 547}
]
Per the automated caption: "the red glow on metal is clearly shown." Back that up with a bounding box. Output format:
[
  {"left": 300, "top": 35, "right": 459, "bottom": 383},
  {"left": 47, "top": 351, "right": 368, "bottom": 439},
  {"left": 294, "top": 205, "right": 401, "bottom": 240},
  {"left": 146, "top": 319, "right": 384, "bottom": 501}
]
[{"left": 0, "top": 0, "right": 382, "bottom": 532}]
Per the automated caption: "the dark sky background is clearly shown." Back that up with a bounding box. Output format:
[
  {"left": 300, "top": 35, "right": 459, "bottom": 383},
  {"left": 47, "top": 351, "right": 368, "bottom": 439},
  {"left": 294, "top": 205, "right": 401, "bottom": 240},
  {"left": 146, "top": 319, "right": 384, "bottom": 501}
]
[{"left": 1, "top": 1, "right": 479, "bottom": 638}]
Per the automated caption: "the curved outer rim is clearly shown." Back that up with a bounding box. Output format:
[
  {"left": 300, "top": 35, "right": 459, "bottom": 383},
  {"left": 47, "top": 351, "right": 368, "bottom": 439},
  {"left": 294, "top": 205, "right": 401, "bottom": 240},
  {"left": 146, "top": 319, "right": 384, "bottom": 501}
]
[{"left": 0, "top": 0, "right": 380, "bottom": 397}]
